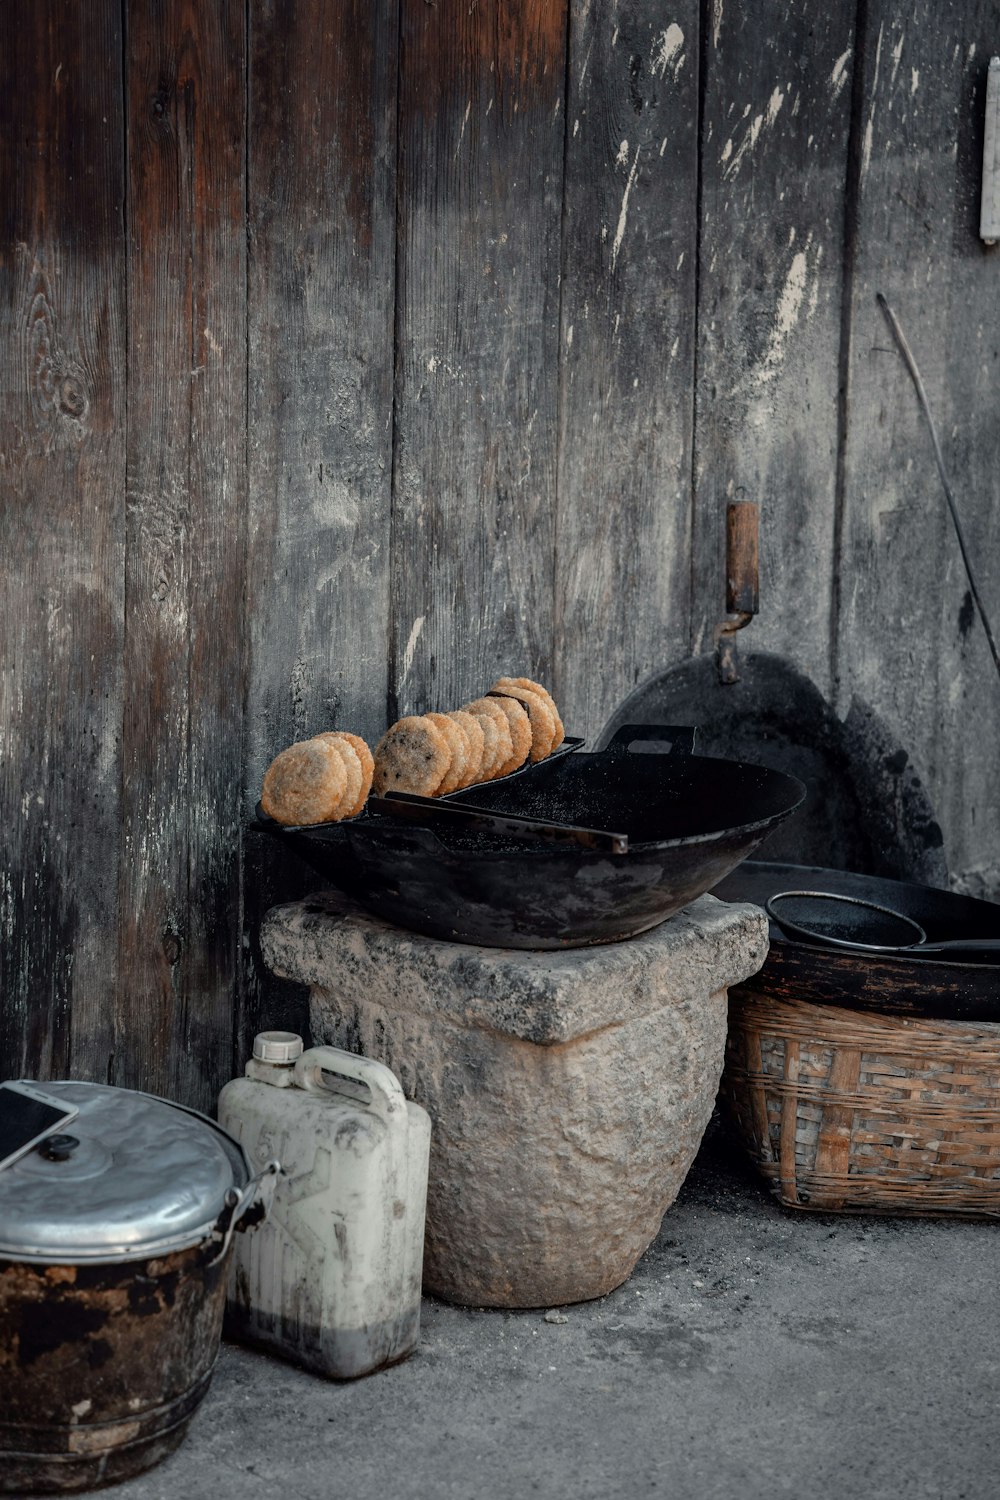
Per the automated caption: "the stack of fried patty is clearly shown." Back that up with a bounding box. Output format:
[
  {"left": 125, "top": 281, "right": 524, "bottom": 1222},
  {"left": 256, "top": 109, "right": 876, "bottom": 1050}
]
[
  {"left": 260, "top": 677, "right": 564, "bottom": 824},
  {"left": 372, "top": 678, "right": 564, "bottom": 798},
  {"left": 260, "top": 731, "right": 375, "bottom": 827}
]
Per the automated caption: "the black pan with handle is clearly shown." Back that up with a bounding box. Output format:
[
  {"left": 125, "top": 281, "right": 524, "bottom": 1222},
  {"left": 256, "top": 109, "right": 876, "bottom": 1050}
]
[
  {"left": 764, "top": 889, "right": 1000, "bottom": 962},
  {"left": 599, "top": 502, "right": 947, "bottom": 886},
  {"left": 712, "top": 861, "right": 1000, "bottom": 1021}
]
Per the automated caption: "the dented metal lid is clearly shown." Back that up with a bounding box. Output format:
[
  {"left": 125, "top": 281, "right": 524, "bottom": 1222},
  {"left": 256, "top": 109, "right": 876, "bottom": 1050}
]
[{"left": 0, "top": 1081, "right": 250, "bottom": 1264}]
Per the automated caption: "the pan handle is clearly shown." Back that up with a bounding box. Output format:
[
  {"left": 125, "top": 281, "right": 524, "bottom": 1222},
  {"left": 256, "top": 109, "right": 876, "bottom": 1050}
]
[
  {"left": 604, "top": 724, "right": 697, "bottom": 757},
  {"left": 370, "top": 792, "right": 629, "bottom": 853},
  {"left": 716, "top": 500, "right": 759, "bottom": 684},
  {"left": 726, "top": 500, "right": 759, "bottom": 616}
]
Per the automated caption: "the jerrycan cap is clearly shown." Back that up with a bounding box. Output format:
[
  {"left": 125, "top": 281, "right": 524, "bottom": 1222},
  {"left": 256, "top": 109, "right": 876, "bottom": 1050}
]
[{"left": 253, "top": 1031, "right": 304, "bottom": 1064}]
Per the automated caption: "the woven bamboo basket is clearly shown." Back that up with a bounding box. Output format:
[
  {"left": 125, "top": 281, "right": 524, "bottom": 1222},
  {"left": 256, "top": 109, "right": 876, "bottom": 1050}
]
[{"left": 722, "top": 986, "right": 1000, "bottom": 1217}]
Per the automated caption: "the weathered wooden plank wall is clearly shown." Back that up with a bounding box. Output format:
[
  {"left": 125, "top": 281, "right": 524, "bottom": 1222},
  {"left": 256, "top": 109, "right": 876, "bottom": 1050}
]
[
  {"left": 118, "top": 0, "right": 247, "bottom": 1106},
  {"left": 1, "top": 0, "right": 126, "bottom": 1083},
  {"left": 3, "top": 1, "right": 997, "bottom": 1110},
  {"left": 837, "top": 1, "right": 1000, "bottom": 904},
  {"left": 555, "top": 1, "right": 700, "bottom": 735},
  {"left": 240, "top": 0, "right": 399, "bottom": 1060},
  {"left": 693, "top": 0, "right": 857, "bottom": 694},
  {"left": 390, "top": 0, "right": 567, "bottom": 718}
]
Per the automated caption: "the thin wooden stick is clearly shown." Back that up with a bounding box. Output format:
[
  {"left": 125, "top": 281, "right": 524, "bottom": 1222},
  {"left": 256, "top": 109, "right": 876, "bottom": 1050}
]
[{"left": 876, "top": 292, "right": 1000, "bottom": 683}]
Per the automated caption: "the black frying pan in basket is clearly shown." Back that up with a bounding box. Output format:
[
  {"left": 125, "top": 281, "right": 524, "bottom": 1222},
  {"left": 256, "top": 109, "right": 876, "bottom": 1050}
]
[
  {"left": 712, "top": 862, "right": 1000, "bottom": 1022},
  {"left": 765, "top": 890, "right": 1000, "bottom": 963}
]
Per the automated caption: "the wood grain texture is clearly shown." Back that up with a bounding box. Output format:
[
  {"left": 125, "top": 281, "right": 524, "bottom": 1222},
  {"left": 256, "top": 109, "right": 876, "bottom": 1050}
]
[
  {"left": 836, "top": 3, "right": 1000, "bottom": 900},
  {"left": 118, "top": 0, "right": 246, "bottom": 1111},
  {"left": 0, "top": 1, "right": 126, "bottom": 1083},
  {"left": 693, "top": 0, "right": 857, "bottom": 693},
  {"left": 4, "top": 0, "right": 1000, "bottom": 1110},
  {"left": 390, "top": 0, "right": 568, "bottom": 718},
  {"left": 240, "top": 0, "right": 399, "bottom": 1059},
  {"left": 554, "top": 0, "right": 700, "bottom": 742}
]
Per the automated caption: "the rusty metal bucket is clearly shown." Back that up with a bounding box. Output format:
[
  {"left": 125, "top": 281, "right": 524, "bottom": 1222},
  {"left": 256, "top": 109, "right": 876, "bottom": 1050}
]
[
  {"left": 0, "top": 1082, "right": 277, "bottom": 1494},
  {"left": 1, "top": 1242, "right": 229, "bottom": 1493}
]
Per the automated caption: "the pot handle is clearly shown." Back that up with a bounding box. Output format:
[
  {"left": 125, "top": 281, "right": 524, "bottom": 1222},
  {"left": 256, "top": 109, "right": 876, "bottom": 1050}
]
[
  {"left": 604, "top": 724, "right": 697, "bottom": 757},
  {"left": 294, "top": 1046, "right": 407, "bottom": 1118},
  {"left": 207, "top": 1158, "right": 281, "bottom": 1268}
]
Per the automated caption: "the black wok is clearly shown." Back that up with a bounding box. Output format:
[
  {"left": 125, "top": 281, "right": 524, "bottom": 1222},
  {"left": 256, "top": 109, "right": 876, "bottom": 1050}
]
[
  {"left": 713, "top": 861, "right": 1000, "bottom": 1021},
  {"left": 252, "top": 727, "right": 804, "bottom": 949}
]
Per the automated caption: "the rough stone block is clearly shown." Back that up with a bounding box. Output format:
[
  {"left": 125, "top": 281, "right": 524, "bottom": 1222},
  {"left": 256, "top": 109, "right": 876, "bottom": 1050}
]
[{"left": 261, "top": 893, "right": 768, "bottom": 1309}]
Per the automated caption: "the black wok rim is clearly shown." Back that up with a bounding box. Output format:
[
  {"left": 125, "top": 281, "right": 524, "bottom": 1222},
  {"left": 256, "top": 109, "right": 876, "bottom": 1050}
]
[
  {"left": 254, "top": 754, "right": 805, "bottom": 858},
  {"left": 255, "top": 783, "right": 803, "bottom": 858}
]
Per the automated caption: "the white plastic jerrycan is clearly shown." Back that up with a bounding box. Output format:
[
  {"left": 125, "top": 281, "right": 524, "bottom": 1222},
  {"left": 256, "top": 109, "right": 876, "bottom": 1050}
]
[{"left": 218, "top": 1032, "right": 431, "bottom": 1379}]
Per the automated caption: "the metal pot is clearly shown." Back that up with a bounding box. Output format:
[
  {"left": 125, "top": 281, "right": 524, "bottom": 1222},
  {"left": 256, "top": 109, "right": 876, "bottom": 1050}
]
[{"left": 0, "top": 1081, "right": 279, "bottom": 1494}]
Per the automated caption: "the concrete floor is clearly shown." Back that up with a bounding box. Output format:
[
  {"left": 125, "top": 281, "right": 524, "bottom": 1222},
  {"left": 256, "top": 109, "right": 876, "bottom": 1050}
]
[{"left": 111, "top": 1123, "right": 998, "bottom": 1500}]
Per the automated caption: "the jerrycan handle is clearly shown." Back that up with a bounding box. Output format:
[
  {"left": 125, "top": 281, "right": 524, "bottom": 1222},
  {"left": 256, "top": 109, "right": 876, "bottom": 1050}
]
[{"left": 293, "top": 1046, "right": 407, "bottom": 1118}]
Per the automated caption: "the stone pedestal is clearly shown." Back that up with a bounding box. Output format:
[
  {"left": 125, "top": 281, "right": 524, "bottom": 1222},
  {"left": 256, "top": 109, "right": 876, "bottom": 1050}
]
[{"left": 260, "top": 893, "right": 768, "bottom": 1309}]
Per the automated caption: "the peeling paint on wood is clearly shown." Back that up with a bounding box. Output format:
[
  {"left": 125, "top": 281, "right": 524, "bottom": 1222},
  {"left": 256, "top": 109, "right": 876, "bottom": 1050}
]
[
  {"left": 555, "top": 0, "right": 699, "bottom": 740},
  {"left": 116, "top": 0, "right": 247, "bottom": 1112},
  {"left": 693, "top": 0, "right": 856, "bottom": 691}
]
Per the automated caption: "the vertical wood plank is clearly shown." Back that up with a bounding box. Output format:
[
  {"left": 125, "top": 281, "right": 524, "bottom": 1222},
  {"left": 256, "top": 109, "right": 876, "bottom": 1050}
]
[
  {"left": 242, "top": 0, "right": 399, "bottom": 1057},
  {"left": 391, "top": 0, "right": 568, "bottom": 717},
  {"left": 556, "top": 0, "right": 700, "bottom": 741},
  {"left": 119, "top": 0, "right": 246, "bottom": 1110},
  {"left": 837, "top": 4, "right": 1000, "bottom": 899},
  {"left": 0, "top": 2, "right": 125, "bottom": 1082},
  {"left": 693, "top": 0, "right": 857, "bottom": 691}
]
